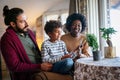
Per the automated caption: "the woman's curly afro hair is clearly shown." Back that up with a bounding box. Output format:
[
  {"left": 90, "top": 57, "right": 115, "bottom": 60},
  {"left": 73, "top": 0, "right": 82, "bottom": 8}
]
[{"left": 66, "top": 13, "right": 87, "bottom": 32}]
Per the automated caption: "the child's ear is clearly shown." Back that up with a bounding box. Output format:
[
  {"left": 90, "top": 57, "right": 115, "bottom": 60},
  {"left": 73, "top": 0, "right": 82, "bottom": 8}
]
[{"left": 48, "top": 32, "right": 52, "bottom": 37}]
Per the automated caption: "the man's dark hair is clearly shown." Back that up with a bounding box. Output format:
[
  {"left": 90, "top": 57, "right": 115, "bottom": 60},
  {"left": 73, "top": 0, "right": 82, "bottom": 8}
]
[
  {"left": 44, "top": 20, "right": 62, "bottom": 34},
  {"left": 3, "top": 5, "right": 24, "bottom": 25},
  {"left": 66, "top": 13, "right": 87, "bottom": 32}
]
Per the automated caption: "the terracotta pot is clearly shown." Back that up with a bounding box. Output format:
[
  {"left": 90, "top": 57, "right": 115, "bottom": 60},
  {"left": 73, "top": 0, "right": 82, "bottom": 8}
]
[{"left": 104, "top": 47, "right": 116, "bottom": 58}]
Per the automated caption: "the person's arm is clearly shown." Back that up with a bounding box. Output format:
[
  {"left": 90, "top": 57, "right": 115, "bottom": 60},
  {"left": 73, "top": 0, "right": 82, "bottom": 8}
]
[
  {"left": 71, "top": 37, "right": 90, "bottom": 59},
  {"left": 1, "top": 38, "right": 41, "bottom": 72},
  {"left": 81, "top": 38, "right": 90, "bottom": 57},
  {"left": 61, "top": 41, "right": 71, "bottom": 59},
  {"left": 1, "top": 38, "right": 53, "bottom": 72}
]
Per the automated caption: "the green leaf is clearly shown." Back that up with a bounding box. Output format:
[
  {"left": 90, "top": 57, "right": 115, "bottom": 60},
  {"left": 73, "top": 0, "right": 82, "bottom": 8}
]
[
  {"left": 100, "top": 27, "right": 117, "bottom": 47},
  {"left": 100, "top": 27, "right": 117, "bottom": 40},
  {"left": 86, "top": 34, "right": 98, "bottom": 51}
]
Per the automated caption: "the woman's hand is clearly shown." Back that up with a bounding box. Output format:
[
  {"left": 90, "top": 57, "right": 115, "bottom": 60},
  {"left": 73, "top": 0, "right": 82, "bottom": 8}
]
[{"left": 61, "top": 54, "right": 71, "bottom": 60}]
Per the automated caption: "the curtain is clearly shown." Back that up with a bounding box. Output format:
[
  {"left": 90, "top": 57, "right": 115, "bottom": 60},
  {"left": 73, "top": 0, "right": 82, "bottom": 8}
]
[
  {"left": 69, "top": 0, "right": 87, "bottom": 16},
  {"left": 69, "top": 0, "right": 80, "bottom": 15}
]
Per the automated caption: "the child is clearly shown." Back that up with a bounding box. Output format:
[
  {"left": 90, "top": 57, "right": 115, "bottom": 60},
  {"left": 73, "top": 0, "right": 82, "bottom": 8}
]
[{"left": 41, "top": 20, "right": 74, "bottom": 74}]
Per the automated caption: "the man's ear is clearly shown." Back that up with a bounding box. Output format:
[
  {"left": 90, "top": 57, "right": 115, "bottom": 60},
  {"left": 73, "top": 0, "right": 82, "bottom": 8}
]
[{"left": 10, "top": 22, "right": 16, "bottom": 27}]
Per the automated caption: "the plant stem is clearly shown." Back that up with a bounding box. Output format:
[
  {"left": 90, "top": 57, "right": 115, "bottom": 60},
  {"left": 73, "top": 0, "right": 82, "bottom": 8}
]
[{"left": 106, "top": 39, "right": 113, "bottom": 47}]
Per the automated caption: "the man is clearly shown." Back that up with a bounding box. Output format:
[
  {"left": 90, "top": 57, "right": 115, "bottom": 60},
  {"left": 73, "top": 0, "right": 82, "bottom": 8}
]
[{"left": 0, "top": 5, "right": 52, "bottom": 80}]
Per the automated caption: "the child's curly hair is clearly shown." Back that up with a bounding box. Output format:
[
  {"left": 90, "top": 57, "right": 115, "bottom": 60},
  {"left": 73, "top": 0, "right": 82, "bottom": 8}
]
[{"left": 44, "top": 20, "right": 62, "bottom": 34}]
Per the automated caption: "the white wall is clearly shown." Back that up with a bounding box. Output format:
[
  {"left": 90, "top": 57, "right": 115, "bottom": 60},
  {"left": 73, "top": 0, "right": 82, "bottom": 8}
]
[{"left": 0, "top": 0, "right": 69, "bottom": 37}]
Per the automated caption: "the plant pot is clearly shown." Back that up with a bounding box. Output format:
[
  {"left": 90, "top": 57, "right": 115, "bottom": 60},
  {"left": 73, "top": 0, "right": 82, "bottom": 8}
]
[
  {"left": 104, "top": 47, "right": 116, "bottom": 58},
  {"left": 93, "top": 51, "right": 101, "bottom": 61}
]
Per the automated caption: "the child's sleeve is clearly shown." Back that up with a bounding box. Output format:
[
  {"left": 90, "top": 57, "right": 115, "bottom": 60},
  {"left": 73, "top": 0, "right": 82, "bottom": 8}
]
[{"left": 41, "top": 42, "right": 63, "bottom": 63}]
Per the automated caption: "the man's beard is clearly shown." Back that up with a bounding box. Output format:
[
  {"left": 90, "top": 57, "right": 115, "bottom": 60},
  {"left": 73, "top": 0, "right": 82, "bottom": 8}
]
[{"left": 16, "top": 25, "right": 28, "bottom": 33}]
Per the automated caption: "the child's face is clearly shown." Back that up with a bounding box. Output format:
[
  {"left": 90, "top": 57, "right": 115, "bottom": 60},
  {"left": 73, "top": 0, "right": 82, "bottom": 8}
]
[{"left": 49, "top": 27, "right": 62, "bottom": 42}]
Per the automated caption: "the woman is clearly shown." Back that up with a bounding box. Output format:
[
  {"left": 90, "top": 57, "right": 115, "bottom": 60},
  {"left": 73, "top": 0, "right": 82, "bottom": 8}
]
[{"left": 61, "top": 13, "right": 90, "bottom": 59}]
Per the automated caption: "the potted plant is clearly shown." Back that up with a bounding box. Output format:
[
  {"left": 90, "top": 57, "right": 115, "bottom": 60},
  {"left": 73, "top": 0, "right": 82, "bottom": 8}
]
[
  {"left": 100, "top": 27, "right": 117, "bottom": 58},
  {"left": 86, "top": 34, "right": 101, "bottom": 61}
]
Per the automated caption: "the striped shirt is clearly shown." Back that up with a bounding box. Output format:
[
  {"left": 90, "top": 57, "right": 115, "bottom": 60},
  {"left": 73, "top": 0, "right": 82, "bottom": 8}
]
[{"left": 41, "top": 39, "right": 68, "bottom": 63}]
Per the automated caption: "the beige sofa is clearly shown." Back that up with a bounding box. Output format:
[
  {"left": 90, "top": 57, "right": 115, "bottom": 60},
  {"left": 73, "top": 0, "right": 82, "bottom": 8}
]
[{"left": 33, "top": 71, "right": 73, "bottom": 80}]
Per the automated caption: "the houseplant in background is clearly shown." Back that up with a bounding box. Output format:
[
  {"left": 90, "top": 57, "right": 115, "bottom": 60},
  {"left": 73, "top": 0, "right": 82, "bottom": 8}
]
[
  {"left": 86, "top": 34, "right": 101, "bottom": 61},
  {"left": 100, "top": 27, "right": 117, "bottom": 58}
]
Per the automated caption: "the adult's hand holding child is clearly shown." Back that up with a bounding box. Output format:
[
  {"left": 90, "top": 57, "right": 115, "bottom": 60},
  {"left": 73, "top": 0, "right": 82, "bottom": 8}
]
[{"left": 41, "top": 63, "right": 53, "bottom": 71}]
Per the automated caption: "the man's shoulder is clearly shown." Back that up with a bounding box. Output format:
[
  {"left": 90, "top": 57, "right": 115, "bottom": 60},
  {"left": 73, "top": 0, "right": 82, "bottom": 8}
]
[{"left": 1, "top": 28, "right": 16, "bottom": 40}]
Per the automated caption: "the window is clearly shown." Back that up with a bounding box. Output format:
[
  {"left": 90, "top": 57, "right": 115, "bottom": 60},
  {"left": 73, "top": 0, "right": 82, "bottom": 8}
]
[
  {"left": 98, "top": 0, "right": 120, "bottom": 57},
  {"left": 46, "top": 14, "right": 59, "bottom": 21},
  {"left": 110, "top": 0, "right": 120, "bottom": 57},
  {"left": 61, "top": 13, "right": 68, "bottom": 25}
]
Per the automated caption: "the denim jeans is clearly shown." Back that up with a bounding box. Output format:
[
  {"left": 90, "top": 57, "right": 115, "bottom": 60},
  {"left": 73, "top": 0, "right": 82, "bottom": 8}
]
[{"left": 52, "top": 58, "right": 74, "bottom": 74}]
